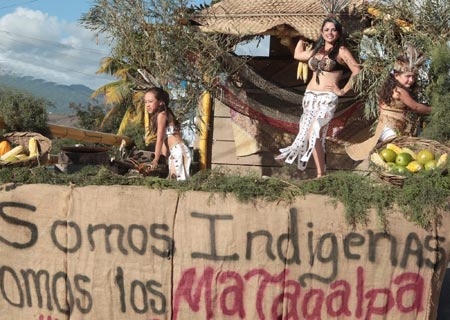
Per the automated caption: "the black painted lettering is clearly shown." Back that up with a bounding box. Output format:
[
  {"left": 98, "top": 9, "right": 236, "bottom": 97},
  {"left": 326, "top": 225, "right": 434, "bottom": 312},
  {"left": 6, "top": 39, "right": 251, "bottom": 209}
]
[
  {"left": 88, "top": 224, "right": 128, "bottom": 254},
  {"left": 146, "top": 280, "right": 166, "bottom": 315},
  {"left": 277, "top": 209, "right": 301, "bottom": 265},
  {"left": 307, "top": 222, "right": 314, "bottom": 265},
  {"left": 51, "top": 220, "right": 82, "bottom": 253},
  {"left": 0, "top": 202, "right": 37, "bottom": 249},
  {"left": 191, "top": 212, "right": 239, "bottom": 261},
  {"left": 52, "top": 272, "right": 74, "bottom": 315},
  {"left": 128, "top": 224, "right": 148, "bottom": 255},
  {"left": 20, "top": 269, "right": 52, "bottom": 310},
  {"left": 246, "top": 230, "right": 275, "bottom": 260},
  {"left": 130, "top": 280, "right": 148, "bottom": 314},
  {"left": 299, "top": 233, "right": 338, "bottom": 286},
  {"left": 150, "top": 224, "right": 175, "bottom": 258},
  {"left": 74, "top": 274, "right": 93, "bottom": 314},
  {"left": 424, "top": 235, "right": 447, "bottom": 269},
  {"left": 400, "top": 233, "right": 424, "bottom": 268},
  {"left": 115, "top": 266, "right": 126, "bottom": 312},
  {"left": 368, "top": 230, "right": 398, "bottom": 266},
  {"left": 0, "top": 265, "right": 24, "bottom": 307},
  {"left": 343, "top": 232, "right": 365, "bottom": 260}
]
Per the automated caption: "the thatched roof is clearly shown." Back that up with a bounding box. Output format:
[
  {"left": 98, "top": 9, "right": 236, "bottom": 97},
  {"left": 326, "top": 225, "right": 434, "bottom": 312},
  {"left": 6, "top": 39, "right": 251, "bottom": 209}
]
[{"left": 190, "top": 0, "right": 366, "bottom": 40}]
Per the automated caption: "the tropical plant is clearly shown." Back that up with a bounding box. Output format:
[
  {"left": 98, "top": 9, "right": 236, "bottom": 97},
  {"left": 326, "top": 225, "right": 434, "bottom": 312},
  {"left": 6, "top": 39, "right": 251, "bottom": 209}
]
[{"left": 80, "top": 0, "right": 241, "bottom": 143}]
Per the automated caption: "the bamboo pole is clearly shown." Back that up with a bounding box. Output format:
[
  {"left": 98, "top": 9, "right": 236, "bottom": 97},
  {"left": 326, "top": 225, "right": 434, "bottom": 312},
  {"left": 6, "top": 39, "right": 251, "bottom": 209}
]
[
  {"left": 199, "top": 91, "right": 212, "bottom": 170},
  {"left": 0, "top": 116, "right": 133, "bottom": 146}
]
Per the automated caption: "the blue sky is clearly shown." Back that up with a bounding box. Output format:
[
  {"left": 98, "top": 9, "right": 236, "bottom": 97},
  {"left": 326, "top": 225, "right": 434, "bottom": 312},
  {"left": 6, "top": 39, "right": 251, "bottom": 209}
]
[{"left": 0, "top": 0, "right": 267, "bottom": 89}]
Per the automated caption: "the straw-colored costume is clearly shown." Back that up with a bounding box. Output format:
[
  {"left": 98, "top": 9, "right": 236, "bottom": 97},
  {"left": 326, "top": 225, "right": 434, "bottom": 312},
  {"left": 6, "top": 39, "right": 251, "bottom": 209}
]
[
  {"left": 346, "top": 100, "right": 406, "bottom": 161},
  {"left": 346, "top": 43, "right": 426, "bottom": 161}
]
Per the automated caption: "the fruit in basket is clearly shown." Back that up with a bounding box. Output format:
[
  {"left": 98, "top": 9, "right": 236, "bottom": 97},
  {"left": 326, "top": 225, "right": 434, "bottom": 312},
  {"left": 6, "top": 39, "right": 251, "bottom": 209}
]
[
  {"left": 395, "top": 152, "right": 413, "bottom": 166},
  {"left": 28, "top": 137, "right": 39, "bottom": 158},
  {"left": 424, "top": 159, "right": 437, "bottom": 171},
  {"left": 371, "top": 152, "right": 389, "bottom": 169},
  {"left": 0, "top": 140, "right": 11, "bottom": 156},
  {"left": 0, "top": 145, "right": 24, "bottom": 161},
  {"left": 437, "top": 153, "right": 448, "bottom": 168},
  {"left": 416, "top": 149, "right": 435, "bottom": 165},
  {"left": 380, "top": 148, "right": 397, "bottom": 162},
  {"left": 401, "top": 147, "right": 417, "bottom": 160},
  {"left": 386, "top": 143, "right": 403, "bottom": 154},
  {"left": 406, "top": 161, "right": 423, "bottom": 173},
  {"left": 392, "top": 164, "right": 408, "bottom": 175}
]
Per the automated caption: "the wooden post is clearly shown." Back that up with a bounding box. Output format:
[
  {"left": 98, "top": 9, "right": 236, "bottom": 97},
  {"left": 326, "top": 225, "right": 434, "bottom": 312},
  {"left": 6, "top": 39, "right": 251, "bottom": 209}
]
[{"left": 199, "top": 91, "right": 212, "bottom": 170}]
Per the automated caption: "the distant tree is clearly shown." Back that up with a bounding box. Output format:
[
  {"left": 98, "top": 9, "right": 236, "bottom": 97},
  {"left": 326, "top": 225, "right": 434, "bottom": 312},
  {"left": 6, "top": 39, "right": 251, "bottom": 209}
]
[
  {"left": 0, "top": 88, "right": 50, "bottom": 134},
  {"left": 70, "top": 102, "right": 106, "bottom": 131}
]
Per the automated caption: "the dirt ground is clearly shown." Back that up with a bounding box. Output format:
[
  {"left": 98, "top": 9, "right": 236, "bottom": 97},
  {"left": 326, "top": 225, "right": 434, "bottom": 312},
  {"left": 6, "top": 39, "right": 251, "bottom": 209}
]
[{"left": 48, "top": 113, "right": 79, "bottom": 127}]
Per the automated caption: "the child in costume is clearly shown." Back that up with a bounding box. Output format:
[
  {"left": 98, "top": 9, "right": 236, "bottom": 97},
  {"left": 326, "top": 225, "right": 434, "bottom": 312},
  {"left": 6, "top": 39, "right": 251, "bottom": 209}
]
[
  {"left": 145, "top": 87, "right": 192, "bottom": 180},
  {"left": 346, "top": 45, "right": 431, "bottom": 161}
]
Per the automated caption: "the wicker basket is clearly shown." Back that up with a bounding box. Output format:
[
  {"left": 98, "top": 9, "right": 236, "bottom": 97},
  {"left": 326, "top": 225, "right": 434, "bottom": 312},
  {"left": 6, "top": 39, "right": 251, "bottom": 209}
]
[
  {"left": 372, "top": 136, "right": 450, "bottom": 187},
  {"left": 0, "top": 132, "right": 52, "bottom": 167}
]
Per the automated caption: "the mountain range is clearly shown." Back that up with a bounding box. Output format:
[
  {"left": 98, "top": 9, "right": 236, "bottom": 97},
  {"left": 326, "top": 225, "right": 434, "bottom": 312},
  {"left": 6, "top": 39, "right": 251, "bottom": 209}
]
[{"left": 0, "top": 74, "right": 98, "bottom": 114}]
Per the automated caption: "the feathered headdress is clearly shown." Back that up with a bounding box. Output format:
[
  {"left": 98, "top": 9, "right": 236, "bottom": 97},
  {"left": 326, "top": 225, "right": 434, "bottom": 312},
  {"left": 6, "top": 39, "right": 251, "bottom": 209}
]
[
  {"left": 393, "top": 44, "right": 426, "bottom": 73},
  {"left": 320, "top": 0, "right": 351, "bottom": 18}
]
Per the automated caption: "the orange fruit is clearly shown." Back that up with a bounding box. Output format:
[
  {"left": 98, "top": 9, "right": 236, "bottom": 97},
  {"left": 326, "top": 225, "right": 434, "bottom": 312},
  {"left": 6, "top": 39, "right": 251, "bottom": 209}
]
[{"left": 416, "top": 150, "right": 435, "bottom": 165}]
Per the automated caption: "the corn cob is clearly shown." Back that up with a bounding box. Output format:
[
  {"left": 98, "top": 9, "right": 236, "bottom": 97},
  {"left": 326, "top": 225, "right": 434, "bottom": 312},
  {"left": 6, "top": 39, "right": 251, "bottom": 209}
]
[
  {"left": 437, "top": 153, "right": 448, "bottom": 168},
  {"left": 401, "top": 147, "right": 416, "bottom": 160},
  {"left": 370, "top": 152, "right": 389, "bottom": 170},
  {"left": 302, "top": 62, "right": 309, "bottom": 82},
  {"left": 0, "top": 145, "right": 24, "bottom": 161},
  {"left": 297, "top": 62, "right": 304, "bottom": 80},
  {"left": 386, "top": 143, "right": 402, "bottom": 154},
  {"left": 28, "top": 137, "right": 39, "bottom": 158}
]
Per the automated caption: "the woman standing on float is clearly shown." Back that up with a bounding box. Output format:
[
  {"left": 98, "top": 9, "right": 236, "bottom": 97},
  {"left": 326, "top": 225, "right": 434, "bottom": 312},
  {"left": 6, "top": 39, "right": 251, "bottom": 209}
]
[{"left": 276, "top": 17, "right": 360, "bottom": 178}]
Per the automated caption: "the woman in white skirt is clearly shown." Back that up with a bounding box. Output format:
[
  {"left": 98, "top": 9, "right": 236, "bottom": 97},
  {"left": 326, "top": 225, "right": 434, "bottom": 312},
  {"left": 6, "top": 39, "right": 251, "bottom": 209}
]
[{"left": 276, "top": 17, "right": 360, "bottom": 178}]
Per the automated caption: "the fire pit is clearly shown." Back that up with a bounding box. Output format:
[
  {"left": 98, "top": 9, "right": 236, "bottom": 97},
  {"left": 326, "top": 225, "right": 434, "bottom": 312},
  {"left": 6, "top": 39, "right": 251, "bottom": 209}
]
[{"left": 56, "top": 146, "right": 111, "bottom": 173}]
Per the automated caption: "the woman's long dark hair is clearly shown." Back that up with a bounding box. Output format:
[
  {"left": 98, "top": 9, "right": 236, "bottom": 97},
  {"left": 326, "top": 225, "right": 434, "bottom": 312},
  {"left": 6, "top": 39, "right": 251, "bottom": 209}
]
[
  {"left": 311, "top": 17, "right": 343, "bottom": 59},
  {"left": 146, "top": 87, "right": 179, "bottom": 131}
]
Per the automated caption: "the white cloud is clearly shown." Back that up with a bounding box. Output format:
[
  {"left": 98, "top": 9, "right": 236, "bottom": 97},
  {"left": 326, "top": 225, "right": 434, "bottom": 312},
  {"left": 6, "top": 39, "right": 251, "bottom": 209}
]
[
  {"left": 234, "top": 37, "right": 270, "bottom": 57},
  {"left": 0, "top": 7, "right": 112, "bottom": 89}
]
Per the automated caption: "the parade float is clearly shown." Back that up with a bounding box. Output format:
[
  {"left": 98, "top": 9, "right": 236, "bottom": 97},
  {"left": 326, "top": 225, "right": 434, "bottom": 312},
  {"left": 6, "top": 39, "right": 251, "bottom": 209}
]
[{"left": 0, "top": 0, "right": 449, "bottom": 319}]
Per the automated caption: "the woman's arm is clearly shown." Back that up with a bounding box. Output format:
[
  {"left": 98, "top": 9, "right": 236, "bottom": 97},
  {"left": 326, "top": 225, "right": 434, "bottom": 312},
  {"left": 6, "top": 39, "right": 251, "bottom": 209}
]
[
  {"left": 397, "top": 87, "right": 431, "bottom": 114},
  {"left": 337, "top": 47, "right": 361, "bottom": 96},
  {"left": 293, "top": 40, "right": 313, "bottom": 61},
  {"left": 152, "top": 111, "right": 167, "bottom": 167}
]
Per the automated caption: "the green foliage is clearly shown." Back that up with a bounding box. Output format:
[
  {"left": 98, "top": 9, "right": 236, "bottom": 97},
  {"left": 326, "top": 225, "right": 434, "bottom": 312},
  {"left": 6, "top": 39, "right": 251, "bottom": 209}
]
[
  {"left": 70, "top": 102, "right": 106, "bottom": 131},
  {"left": 1, "top": 166, "right": 448, "bottom": 230},
  {"left": 422, "top": 43, "right": 450, "bottom": 142},
  {"left": 122, "top": 122, "right": 146, "bottom": 150},
  {"left": 80, "top": 0, "right": 242, "bottom": 122},
  {"left": 0, "top": 87, "right": 50, "bottom": 134},
  {"left": 353, "top": 0, "right": 450, "bottom": 119}
]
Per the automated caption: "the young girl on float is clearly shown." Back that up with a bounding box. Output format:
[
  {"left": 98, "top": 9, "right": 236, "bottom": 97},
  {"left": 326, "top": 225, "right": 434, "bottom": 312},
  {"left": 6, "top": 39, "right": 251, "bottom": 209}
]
[
  {"left": 346, "top": 45, "right": 432, "bottom": 161},
  {"left": 145, "top": 87, "right": 192, "bottom": 180},
  {"left": 275, "top": 17, "right": 361, "bottom": 178}
]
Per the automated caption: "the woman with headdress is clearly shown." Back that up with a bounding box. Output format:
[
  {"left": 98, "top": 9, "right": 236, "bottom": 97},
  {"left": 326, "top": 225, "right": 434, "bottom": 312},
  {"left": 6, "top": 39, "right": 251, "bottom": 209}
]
[
  {"left": 276, "top": 16, "right": 361, "bottom": 178},
  {"left": 346, "top": 45, "right": 431, "bottom": 161},
  {"left": 144, "top": 87, "right": 192, "bottom": 180}
]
